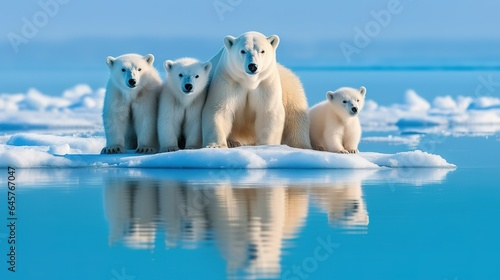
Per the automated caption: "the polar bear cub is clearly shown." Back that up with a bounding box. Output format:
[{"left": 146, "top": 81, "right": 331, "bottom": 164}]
[
  {"left": 158, "top": 58, "right": 212, "bottom": 152},
  {"left": 102, "top": 53, "right": 162, "bottom": 154},
  {"left": 309, "top": 86, "right": 366, "bottom": 153}
]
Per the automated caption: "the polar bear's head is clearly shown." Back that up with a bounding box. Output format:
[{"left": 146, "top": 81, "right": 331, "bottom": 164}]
[
  {"left": 106, "top": 54, "right": 156, "bottom": 91},
  {"left": 164, "top": 58, "right": 212, "bottom": 95},
  {"left": 326, "top": 86, "right": 367, "bottom": 117},
  {"left": 223, "top": 31, "right": 280, "bottom": 76}
]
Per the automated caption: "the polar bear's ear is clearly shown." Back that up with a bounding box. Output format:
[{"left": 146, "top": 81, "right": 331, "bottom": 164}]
[
  {"left": 203, "top": 62, "right": 212, "bottom": 73},
  {"left": 326, "top": 91, "right": 336, "bottom": 101},
  {"left": 164, "top": 60, "right": 174, "bottom": 71},
  {"left": 144, "top": 54, "right": 155, "bottom": 65},
  {"left": 106, "top": 56, "right": 115, "bottom": 68},
  {"left": 359, "top": 86, "right": 367, "bottom": 97},
  {"left": 267, "top": 35, "right": 280, "bottom": 50},
  {"left": 224, "top": 36, "right": 236, "bottom": 50}
]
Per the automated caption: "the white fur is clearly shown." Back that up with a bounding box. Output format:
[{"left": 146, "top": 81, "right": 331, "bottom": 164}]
[
  {"left": 102, "top": 53, "right": 162, "bottom": 154},
  {"left": 202, "top": 31, "right": 311, "bottom": 149},
  {"left": 158, "top": 58, "right": 212, "bottom": 152},
  {"left": 309, "top": 86, "right": 366, "bottom": 153}
]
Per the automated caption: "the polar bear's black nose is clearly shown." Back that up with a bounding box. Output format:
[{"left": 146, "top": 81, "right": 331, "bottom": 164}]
[
  {"left": 248, "top": 63, "right": 258, "bottom": 73},
  {"left": 184, "top": 83, "right": 193, "bottom": 92},
  {"left": 351, "top": 107, "right": 358, "bottom": 113},
  {"left": 128, "top": 79, "right": 137, "bottom": 87}
]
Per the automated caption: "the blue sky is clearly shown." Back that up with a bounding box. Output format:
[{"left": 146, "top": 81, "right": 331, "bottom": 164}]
[
  {"left": 0, "top": 1, "right": 499, "bottom": 101},
  {"left": 1, "top": 0, "right": 500, "bottom": 77},
  {"left": 1, "top": 0, "right": 500, "bottom": 43}
]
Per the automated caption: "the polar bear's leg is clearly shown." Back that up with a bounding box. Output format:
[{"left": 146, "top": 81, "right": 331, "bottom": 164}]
[
  {"left": 343, "top": 120, "right": 361, "bottom": 154},
  {"left": 203, "top": 106, "right": 233, "bottom": 148},
  {"left": 158, "top": 103, "right": 183, "bottom": 153},
  {"left": 102, "top": 100, "right": 130, "bottom": 154},
  {"left": 183, "top": 103, "right": 203, "bottom": 149},
  {"left": 324, "top": 129, "right": 347, "bottom": 154},
  {"left": 250, "top": 86, "right": 285, "bottom": 145},
  {"left": 202, "top": 80, "right": 240, "bottom": 148},
  {"left": 133, "top": 97, "right": 158, "bottom": 154},
  {"left": 253, "top": 103, "right": 285, "bottom": 145},
  {"left": 310, "top": 132, "right": 326, "bottom": 151}
]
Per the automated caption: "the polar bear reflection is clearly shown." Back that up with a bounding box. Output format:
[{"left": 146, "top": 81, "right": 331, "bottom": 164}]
[
  {"left": 103, "top": 171, "right": 368, "bottom": 278},
  {"left": 311, "top": 181, "right": 368, "bottom": 227},
  {"left": 104, "top": 179, "right": 159, "bottom": 249}
]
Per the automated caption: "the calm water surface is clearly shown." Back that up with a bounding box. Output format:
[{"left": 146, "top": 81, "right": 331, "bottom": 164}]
[{"left": 2, "top": 133, "right": 500, "bottom": 280}]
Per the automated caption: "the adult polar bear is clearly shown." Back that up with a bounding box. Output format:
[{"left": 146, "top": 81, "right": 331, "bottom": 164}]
[{"left": 202, "top": 31, "right": 311, "bottom": 149}]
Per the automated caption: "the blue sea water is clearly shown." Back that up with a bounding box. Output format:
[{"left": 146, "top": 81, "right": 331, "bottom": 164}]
[
  {"left": 2, "top": 67, "right": 500, "bottom": 107},
  {"left": 1, "top": 69, "right": 500, "bottom": 280}
]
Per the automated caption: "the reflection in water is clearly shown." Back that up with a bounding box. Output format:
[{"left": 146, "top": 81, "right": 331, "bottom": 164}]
[
  {"left": 103, "top": 168, "right": 450, "bottom": 279},
  {"left": 311, "top": 172, "right": 369, "bottom": 228},
  {"left": 104, "top": 176, "right": 310, "bottom": 279}
]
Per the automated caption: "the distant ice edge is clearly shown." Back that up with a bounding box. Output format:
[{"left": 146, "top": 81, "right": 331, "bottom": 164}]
[{"left": 1, "top": 84, "right": 500, "bottom": 134}]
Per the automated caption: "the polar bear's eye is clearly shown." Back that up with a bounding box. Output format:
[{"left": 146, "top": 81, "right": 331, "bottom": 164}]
[
  {"left": 195, "top": 75, "right": 199, "bottom": 78},
  {"left": 241, "top": 50, "right": 246, "bottom": 54},
  {"left": 357, "top": 99, "right": 359, "bottom": 102},
  {"left": 261, "top": 50, "right": 265, "bottom": 54},
  {"left": 343, "top": 100, "right": 347, "bottom": 103},
  {"left": 138, "top": 68, "right": 142, "bottom": 72},
  {"left": 121, "top": 68, "right": 126, "bottom": 72},
  {"left": 179, "top": 74, "right": 183, "bottom": 78}
]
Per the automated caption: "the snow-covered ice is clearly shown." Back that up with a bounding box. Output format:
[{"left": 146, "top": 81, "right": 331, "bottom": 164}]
[{"left": 0, "top": 133, "right": 454, "bottom": 169}]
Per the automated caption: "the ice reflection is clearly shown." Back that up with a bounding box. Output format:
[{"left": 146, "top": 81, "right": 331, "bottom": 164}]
[{"left": 103, "top": 168, "right": 452, "bottom": 279}]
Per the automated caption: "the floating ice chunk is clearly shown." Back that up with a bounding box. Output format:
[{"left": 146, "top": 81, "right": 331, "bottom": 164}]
[
  {"left": 62, "top": 84, "right": 93, "bottom": 102},
  {"left": 6, "top": 133, "right": 104, "bottom": 154},
  {"left": 405, "top": 89, "right": 430, "bottom": 111},
  {"left": 468, "top": 96, "right": 500, "bottom": 110}
]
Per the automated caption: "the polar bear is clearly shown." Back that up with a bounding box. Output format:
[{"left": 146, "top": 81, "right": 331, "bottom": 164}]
[
  {"left": 309, "top": 86, "right": 366, "bottom": 153},
  {"left": 158, "top": 58, "right": 212, "bottom": 152},
  {"left": 101, "top": 53, "right": 162, "bottom": 154},
  {"left": 202, "top": 31, "right": 311, "bottom": 149}
]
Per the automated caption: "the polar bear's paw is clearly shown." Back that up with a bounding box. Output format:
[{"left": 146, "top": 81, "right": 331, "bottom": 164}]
[
  {"left": 338, "top": 149, "right": 350, "bottom": 154},
  {"left": 136, "top": 146, "right": 157, "bottom": 154},
  {"left": 160, "top": 146, "right": 180, "bottom": 153},
  {"left": 206, "top": 143, "right": 228, "bottom": 148},
  {"left": 348, "top": 149, "right": 359, "bottom": 154},
  {"left": 227, "top": 139, "right": 242, "bottom": 148},
  {"left": 101, "top": 145, "right": 125, "bottom": 154}
]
